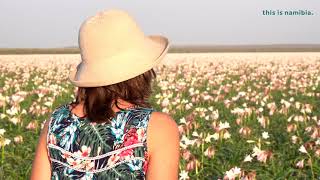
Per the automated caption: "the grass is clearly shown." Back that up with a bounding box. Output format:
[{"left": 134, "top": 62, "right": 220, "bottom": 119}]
[{"left": 0, "top": 54, "right": 320, "bottom": 179}]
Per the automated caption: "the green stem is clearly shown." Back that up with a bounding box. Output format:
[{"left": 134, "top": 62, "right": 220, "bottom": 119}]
[
  {"left": 2, "top": 102, "right": 5, "bottom": 114},
  {"left": 195, "top": 160, "right": 199, "bottom": 180},
  {"left": 201, "top": 141, "right": 204, "bottom": 170},
  {"left": 1, "top": 145, "right": 4, "bottom": 165},
  {"left": 19, "top": 112, "right": 23, "bottom": 127},
  {"left": 307, "top": 154, "right": 315, "bottom": 180}
]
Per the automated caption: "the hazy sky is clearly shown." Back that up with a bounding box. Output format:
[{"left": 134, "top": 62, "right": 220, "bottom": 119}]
[{"left": 1, "top": 0, "right": 319, "bottom": 48}]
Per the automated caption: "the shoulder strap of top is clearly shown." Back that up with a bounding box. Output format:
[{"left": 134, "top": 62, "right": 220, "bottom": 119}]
[
  {"left": 132, "top": 107, "right": 154, "bottom": 149},
  {"left": 46, "top": 103, "right": 69, "bottom": 161}
]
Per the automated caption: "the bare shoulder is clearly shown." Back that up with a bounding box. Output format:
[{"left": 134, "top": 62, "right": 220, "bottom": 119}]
[
  {"left": 149, "top": 111, "right": 178, "bottom": 130},
  {"left": 30, "top": 118, "right": 52, "bottom": 179},
  {"left": 147, "top": 111, "right": 180, "bottom": 154},
  {"left": 145, "top": 111, "right": 180, "bottom": 179}
]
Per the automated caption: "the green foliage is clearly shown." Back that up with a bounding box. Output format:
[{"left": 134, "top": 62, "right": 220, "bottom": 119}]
[{"left": 1, "top": 58, "right": 320, "bottom": 179}]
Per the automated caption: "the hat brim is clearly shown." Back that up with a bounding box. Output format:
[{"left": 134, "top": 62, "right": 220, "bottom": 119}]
[{"left": 68, "top": 35, "right": 169, "bottom": 87}]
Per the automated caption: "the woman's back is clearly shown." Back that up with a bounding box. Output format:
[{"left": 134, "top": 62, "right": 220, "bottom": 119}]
[
  {"left": 31, "top": 9, "right": 179, "bottom": 180},
  {"left": 47, "top": 102, "right": 153, "bottom": 179}
]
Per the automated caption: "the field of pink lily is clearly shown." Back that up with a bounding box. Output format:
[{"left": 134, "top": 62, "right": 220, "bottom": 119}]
[{"left": 0, "top": 54, "right": 320, "bottom": 179}]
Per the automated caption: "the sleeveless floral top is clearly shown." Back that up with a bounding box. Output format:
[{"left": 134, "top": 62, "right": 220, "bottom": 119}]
[{"left": 46, "top": 102, "right": 154, "bottom": 180}]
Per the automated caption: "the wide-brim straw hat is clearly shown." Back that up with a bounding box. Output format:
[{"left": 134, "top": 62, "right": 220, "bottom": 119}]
[{"left": 69, "top": 9, "right": 169, "bottom": 87}]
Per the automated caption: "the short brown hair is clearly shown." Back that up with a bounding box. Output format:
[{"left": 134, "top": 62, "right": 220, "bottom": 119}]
[{"left": 71, "top": 68, "right": 157, "bottom": 123}]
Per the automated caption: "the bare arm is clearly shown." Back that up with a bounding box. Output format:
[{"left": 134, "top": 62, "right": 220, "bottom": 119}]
[
  {"left": 146, "top": 112, "right": 180, "bottom": 180},
  {"left": 30, "top": 119, "right": 51, "bottom": 180}
]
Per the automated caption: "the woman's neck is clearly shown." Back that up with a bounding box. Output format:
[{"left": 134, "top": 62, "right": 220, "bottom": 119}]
[
  {"left": 74, "top": 99, "right": 135, "bottom": 114},
  {"left": 111, "top": 99, "right": 136, "bottom": 112}
]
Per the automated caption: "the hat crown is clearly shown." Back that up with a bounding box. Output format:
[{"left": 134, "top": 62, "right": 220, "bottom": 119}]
[
  {"left": 79, "top": 9, "right": 145, "bottom": 63},
  {"left": 69, "top": 9, "right": 169, "bottom": 87}
]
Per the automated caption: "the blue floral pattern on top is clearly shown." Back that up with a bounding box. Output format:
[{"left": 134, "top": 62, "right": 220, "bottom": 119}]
[{"left": 46, "top": 102, "right": 154, "bottom": 180}]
